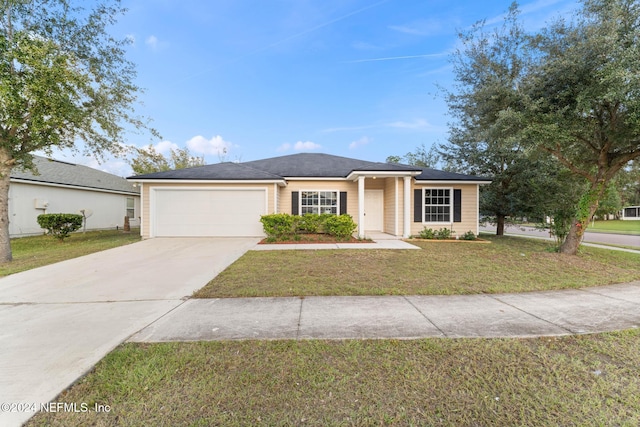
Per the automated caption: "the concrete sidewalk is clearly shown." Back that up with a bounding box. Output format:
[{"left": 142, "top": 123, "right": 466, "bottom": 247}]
[{"left": 130, "top": 281, "right": 640, "bottom": 342}]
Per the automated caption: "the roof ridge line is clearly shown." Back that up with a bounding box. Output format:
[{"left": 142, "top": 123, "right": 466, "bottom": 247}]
[{"left": 227, "top": 161, "right": 285, "bottom": 179}]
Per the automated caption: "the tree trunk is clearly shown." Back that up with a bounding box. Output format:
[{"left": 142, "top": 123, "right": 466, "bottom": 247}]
[
  {"left": 559, "top": 186, "right": 603, "bottom": 255},
  {"left": 496, "top": 214, "right": 506, "bottom": 236},
  {"left": 0, "top": 165, "right": 12, "bottom": 263},
  {"left": 559, "top": 220, "right": 584, "bottom": 255}
]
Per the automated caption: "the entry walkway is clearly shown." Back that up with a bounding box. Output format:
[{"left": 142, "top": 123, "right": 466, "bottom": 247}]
[
  {"left": 130, "top": 281, "right": 640, "bottom": 342},
  {"left": 252, "top": 232, "right": 421, "bottom": 250}
]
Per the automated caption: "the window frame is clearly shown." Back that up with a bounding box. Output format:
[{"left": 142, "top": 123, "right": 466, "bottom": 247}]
[
  {"left": 126, "top": 197, "right": 135, "bottom": 219},
  {"left": 299, "top": 190, "right": 340, "bottom": 215},
  {"left": 421, "top": 187, "right": 453, "bottom": 224}
]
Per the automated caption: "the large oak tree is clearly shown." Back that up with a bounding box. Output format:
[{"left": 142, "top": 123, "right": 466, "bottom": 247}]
[
  {"left": 521, "top": 0, "right": 640, "bottom": 254},
  {"left": 0, "top": 0, "right": 155, "bottom": 262},
  {"left": 446, "top": 0, "right": 640, "bottom": 253}
]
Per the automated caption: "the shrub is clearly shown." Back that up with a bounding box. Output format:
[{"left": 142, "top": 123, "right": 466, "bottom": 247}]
[
  {"left": 37, "top": 213, "right": 83, "bottom": 241},
  {"left": 418, "top": 227, "right": 435, "bottom": 239},
  {"left": 323, "top": 214, "right": 357, "bottom": 239},
  {"left": 260, "top": 214, "right": 295, "bottom": 238},
  {"left": 434, "top": 228, "right": 455, "bottom": 240},
  {"left": 460, "top": 230, "right": 477, "bottom": 240},
  {"left": 295, "top": 213, "right": 324, "bottom": 234}
]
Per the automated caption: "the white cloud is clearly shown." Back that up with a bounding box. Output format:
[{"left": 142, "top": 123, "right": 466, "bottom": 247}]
[
  {"left": 148, "top": 140, "right": 180, "bottom": 155},
  {"left": 186, "top": 135, "right": 230, "bottom": 156},
  {"left": 145, "top": 35, "right": 170, "bottom": 51},
  {"left": 145, "top": 35, "right": 158, "bottom": 50},
  {"left": 388, "top": 18, "right": 447, "bottom": 36},
  {"left": 294, "top": 141, "right": 321, "bottom": 151},
  {"left": 349, "top": 136, "right": 371, "bottom": 150},
  {"left": 277, "top": 140, "right": 322, "bottom": 152},
  {"left": 387, "top": 118, "right": 432, "bottom": 129}
]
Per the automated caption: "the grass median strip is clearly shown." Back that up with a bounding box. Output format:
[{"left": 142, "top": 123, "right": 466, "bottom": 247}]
[
  {"left": 587, "top": 220, "right": 640, "bottom": 235},
  {"left": 28, "top": 330, "right": 640, "bottom": 426},
  {"left": 195, "top": 235, "right": 640, "bottom": 298}
]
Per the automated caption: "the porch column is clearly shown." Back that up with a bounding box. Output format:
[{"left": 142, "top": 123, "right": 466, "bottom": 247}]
[
  {"left": 403, "top": 176, "right": 411, "bottom": 238},
  {"left": 358, "top": 176, "right": 365, "bottom": 238}
]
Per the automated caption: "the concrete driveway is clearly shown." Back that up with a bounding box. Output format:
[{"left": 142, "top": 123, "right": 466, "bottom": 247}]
[{"left": 0, "top": 237, "right": 258, "bottom": 427}]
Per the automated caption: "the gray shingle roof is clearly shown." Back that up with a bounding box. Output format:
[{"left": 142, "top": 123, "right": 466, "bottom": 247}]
[
  {"left": 128, "top": 152, "right": 489, "bottom": 182},
  {"left": 11, "top": 156, "right": 139, "bottom": 195},
  {"left": 413, "top": 167, "right": 491, "bottom": 181},
  {"left": 130, "top": 161, "right": 285, "bottom": 180},
  {"left": 242, "top": 153, "right": 421, "bottom": 177}
]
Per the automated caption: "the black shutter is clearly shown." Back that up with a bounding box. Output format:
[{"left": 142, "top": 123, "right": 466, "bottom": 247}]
[
  {"left": 413, "top": 189, "right": 422, "bottom": 222},
  {"left": 291, "top": 191, "right": 299, "bottom": 215},
  {"left": 339, "top": 192, "right": 347, "bottom": 215},
  {"left": 453, "top": 189, "right": 462, "bottom": 222}
]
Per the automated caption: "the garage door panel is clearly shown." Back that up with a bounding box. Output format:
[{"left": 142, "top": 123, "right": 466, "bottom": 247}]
[{"left": 153, "top": 189, "right": 266, "bottom": 237}]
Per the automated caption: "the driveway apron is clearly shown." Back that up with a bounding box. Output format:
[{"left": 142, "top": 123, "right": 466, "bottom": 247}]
[{"left": 0, "top": 237, "right": 258, "bottom": 427}]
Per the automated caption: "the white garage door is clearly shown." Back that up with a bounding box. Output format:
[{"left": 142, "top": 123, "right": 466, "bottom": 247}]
[{"left": 152, "top": 189, "right": 266, "bottom": 237}]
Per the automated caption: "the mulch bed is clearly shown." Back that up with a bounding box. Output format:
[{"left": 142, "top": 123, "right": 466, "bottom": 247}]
[{"left": 258, "top": 234, "right": 373, "bottom": 244}]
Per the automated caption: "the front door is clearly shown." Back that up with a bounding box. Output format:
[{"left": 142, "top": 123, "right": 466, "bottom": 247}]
[{"left": 364, "top": 190, "right": 384, "bottom": 231}]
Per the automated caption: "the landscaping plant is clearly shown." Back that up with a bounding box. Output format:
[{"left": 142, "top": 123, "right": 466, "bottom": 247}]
[
  {"left": 260, "top": 213, "right": 357, "bottom": 240},
  {"left": 36, "top": 213, "right": 83, "bottom": 241}
]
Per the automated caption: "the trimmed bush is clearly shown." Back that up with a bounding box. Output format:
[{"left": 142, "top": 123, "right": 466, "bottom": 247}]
[
  {"left": 295, "top": 213, "right": 324, "bottom": 234},
  {"left": 260, "top": 213, "right": 357, "bottom": 240},
  {"left": 260, "top": 214, "right": 295, "bottom": 238},
  {"left": 323, "top": 214, "right": 357, "bottom": 239},
  {"left": 434, "top": 228, "right": 455, "bottom": 240},
  {"left": 460, "top": 230, "right": 477, "bottom": 240},
  {"left": 416, "top": 227, "right": 456, "bottom": 240},
  {"left": 418, "top": 227, "right": 435, "bottom": 239},
  {"left": 37, "top": 213, "right": 83, "bottom": 241}
]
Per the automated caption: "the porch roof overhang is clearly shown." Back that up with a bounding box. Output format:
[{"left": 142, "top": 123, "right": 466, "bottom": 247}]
[
  {"left": 414, "top": 179, "right": 492, "bottom": 185},
  {"left": 346, "top": 170, "right": 422, "bottom": 181}
]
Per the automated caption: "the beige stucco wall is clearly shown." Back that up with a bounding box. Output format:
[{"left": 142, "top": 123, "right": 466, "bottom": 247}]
[
  {"left": 410, "top": 183, "right": 479, "bottom": 237},
  {"left": 140, "top": 182, "right": 275, "bottom": 238}
]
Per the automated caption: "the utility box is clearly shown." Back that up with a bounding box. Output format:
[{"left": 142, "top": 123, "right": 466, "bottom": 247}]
[{"left": 34, "top": 199, "right": 49, "bottom": 210}]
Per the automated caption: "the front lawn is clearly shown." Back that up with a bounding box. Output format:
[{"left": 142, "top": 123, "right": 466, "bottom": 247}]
[
  {"left": 0, "top": 229, "right": 141, "bottom": 277},
  {"left": 28, "top": 330, "right": 640, "bottom": 426},
  {"left": 194, "top": 235, "right": 640, "bottom": 298},
  {"left": 588, "top": 220, "right": 640, "bottom": 235}
]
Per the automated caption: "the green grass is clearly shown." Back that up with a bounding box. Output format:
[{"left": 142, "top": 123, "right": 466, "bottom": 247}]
[
  {"left": 194, "top": 235, "right": 640, "bottom": 298},
  {"left": 28, "top": 330, "right": 640, "bottom": 426},
  {"left": 0, "top": 229, "right": 141, "bottom": 277},
  {"left": 587, "top": 220, "right": 640, "bottom": 235}
]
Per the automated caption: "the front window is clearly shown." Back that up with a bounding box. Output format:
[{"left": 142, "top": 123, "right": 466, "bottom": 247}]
[
  {"left": 301, "top": 191, "right": 338, "bottom": 214},
  {"left": 424, "top": 188, "right": 451, "bottom": 222},
  {"left": 126, "top": 197, "right": 135, "bottom": 219}
]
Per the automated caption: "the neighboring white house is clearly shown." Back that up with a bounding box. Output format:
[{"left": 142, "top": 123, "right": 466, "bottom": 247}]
[
  {"left": 622, "top": 206, "right": 640, "bottom": 220},
  {"left": 9, "top": 156, "right": 140, "bottom": 237}
]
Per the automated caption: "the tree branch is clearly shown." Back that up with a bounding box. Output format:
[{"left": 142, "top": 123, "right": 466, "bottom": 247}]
[{"left": 541, "top": 145, "right": 593, "bottom": 181}]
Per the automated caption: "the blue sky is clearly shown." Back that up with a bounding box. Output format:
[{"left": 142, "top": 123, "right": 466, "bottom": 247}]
[{"left": 49, "top": 0, "right": 580, "bottom": 176}]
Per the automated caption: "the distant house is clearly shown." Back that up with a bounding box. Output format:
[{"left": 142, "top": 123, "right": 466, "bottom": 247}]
[
  {"left": 9, "top": 156, "right": 140, "bottom": 237},
  {"left": 622, "top": 206, "right": 640, "bottom": 220}
]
